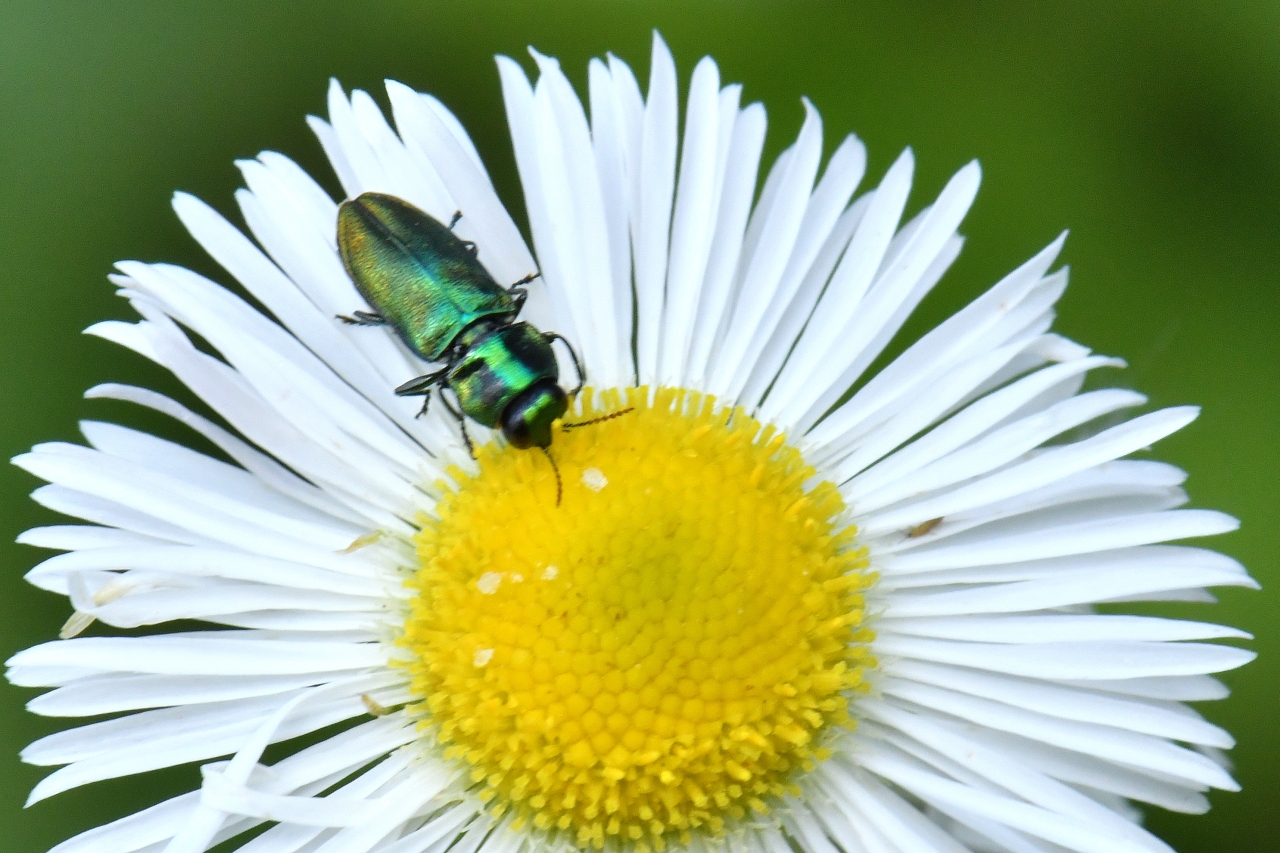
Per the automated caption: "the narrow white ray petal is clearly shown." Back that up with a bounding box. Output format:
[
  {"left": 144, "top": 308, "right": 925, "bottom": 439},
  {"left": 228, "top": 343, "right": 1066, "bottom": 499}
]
[
  {"left": 17, "top": 524, "right": 161, "bottom": 552},
  {"left": 376, "top": 801, "right": 481, "bottom": 853},
  {"left": 255, "top": 151, "right": 339, "bottom": 244},
  {"left": 47, "top": 791, "right": 202, "bottom": 853},
  {"left": 818, "top": 761, "right": 971, "bottom": 853},
  {"left": 875, "top": 545, "right": 1244, "bottom": 591},
  {"left": 763, "top": 149, "right": 914, "bottom": 416},
  {"left": 325, "top": 80, "right": 392, "bottom": 192},
  {"left": 79, "top": 420, "right": 347, "bottom": 529},
  {"left": 528, "top": 49, "right": 618, "bottom": 385},
  {"left": 685, "top": 100, "right": 766, "bottom": 386},
  {"left": 963, "top": 727, "right": 1212, "bottom": 813},
  {"left": 29, "top": 546, "right": 384, "bottom": 596},
  {"left": 28, "top": 685, "right": 382, "bottom": 806},
  {"left": 796, "top": 162, "right": 982, "bottom": 430},
  {"left": 742, "top": 133, "right": 867, "bottom": 409},
  {"left": 587, "top": 58, "right": 638, "bottom": 380},
  {"left": 84, "top": 383, "right": 364, "bottom": 524},
  {"left": 873, "top": 459, "right": 1190, "bottom": 555},
  {"left": 809, "top": 234, "right": 1069, "bottom": 455},
  {"left": 113, "top": 310, "right": 425, "bottom": 518},
  {"left": 497, "top": 54, "right": 579, "bottom": 344},
  {"left": 29, "top": 483, "right": 216, "bottom": 548},
  {"left": 880, "top": 508, "right": 1240, "bottom": 576},
  {"left": 605, "top": 50, "right": 645, "bottom": 241},
  {"left": 633, "top": 33, "right": 678, "bottom": 384},
  {"left": 859, "top": 707, "right": 1172, "bottom": 852},
  {"left": 878, "top": 614, "right": 1249, "bottom": 644},
  {"left": 118, "top": 261, "right": 431, "bottom": 479},
  {"left": 878, "top": 682, "right": 1241, "bottom": 790},
  {"left": 855, "top": 740, "right": 1172, "bottom": 853},
  {"left": 881, "top": 660, "right": 1235, "bottom": 746},
  {"left": 385, "top": 82, "right": 544, "bottom": 313},
  {"left": 9, "top": 636, "right": 385, "bottom": 676},
  {"left": 308, "top": 116, "right": 361, "bottom": 198},
  {"left": 76, "top": 580, "right": 381, "bottom": 630},
  {"left": 876, "top": 635, "right": 1255, "bottom": 680},
  {"left": 1058, "top": 675, "right": 1228, "bottom": 702},
  {"left": 172, "top": 190, "right": 406, "bottom": 404},
  {"left": 161, "top": 685, "right": 348, "bottom": 853},
  {"left": 309, "top": 765, "right": 460, "bottom": 852},
  {"left": 780, "top": 810, "right": 843, "bottom": 853},
  {"left": 711, "top": 99, "right": 823, "bottom": 398},
  {"left": 829, "top": 340, "right": 1033, "bottom": 485},
  {"left": 28, "top": 672, "right": 340, "bottom": 717},
  {"left": 14, "top": 447, "right": 391, "bottom": 566},
  {"left": 349, "top": 88, "right": 455, "bottom": 217},
  {"left": 658, "top": 56, "right": 722, "bottom": 386}
]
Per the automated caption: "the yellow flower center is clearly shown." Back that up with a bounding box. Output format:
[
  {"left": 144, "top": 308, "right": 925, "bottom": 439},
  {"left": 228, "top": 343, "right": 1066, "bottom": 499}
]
[{"left": 402, "top": 387, "right": 873, "bottom": 849}]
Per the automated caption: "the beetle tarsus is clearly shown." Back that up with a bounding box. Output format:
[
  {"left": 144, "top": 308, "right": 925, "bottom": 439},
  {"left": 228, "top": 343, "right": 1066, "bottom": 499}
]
[
  {"left": 337, "top": 310, "right": 387, "bottom": 326},
  {"left": 509, "top": 287, "right": 528, "bottom": 314},
  {"left": 541, "top": 447, "right": 562, "bottom": 507},
  {"left": 543, "top": 332, "right": 586, "bottom": 396},
  {"left": 510, "top": 272, "right": 541, "bottom": 288},
  {"left": 448, "top": 210, "right": 463, "bottom": 229},
  {"left": 438, "top": 387, "right": 476, "bottom": 457}
]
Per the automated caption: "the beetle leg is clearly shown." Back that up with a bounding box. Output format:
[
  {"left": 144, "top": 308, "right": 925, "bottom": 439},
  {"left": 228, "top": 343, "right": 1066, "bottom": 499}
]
[
  {"left": 448, "top": 210, "right": 463, "bottom": 229},
  {"left": 395, "top": 369, "right": 447, "bottom": 398},
  {"left": 438, "top": 387, "right": 476, "bottom": 457},
  {"left": 510, "top": 272, "right": 541, "bottom": 288},
  {"left": 543, "top": 332, "right": 586, "bottom": 396},
  {"left": 508, "top": 287, "right": 528, "bottom": 314},
  {"left": 336, "top": 310, "right": 387, "bottom": 326}
]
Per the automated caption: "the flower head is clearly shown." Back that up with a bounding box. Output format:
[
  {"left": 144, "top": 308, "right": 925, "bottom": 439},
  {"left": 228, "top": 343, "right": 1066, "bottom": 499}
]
[{"left": 8, "top": 34, "right": 1256, "bottom": 853}]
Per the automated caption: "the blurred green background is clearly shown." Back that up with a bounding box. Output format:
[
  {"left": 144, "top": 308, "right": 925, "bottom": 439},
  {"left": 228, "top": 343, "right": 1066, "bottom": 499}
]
[{"left": 0, "top": 1, "right": 1275, "bottom": 851}]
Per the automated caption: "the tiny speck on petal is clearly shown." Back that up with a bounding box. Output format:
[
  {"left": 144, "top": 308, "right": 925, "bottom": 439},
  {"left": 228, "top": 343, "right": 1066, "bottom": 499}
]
[
  {"left": 582, "top": 468, "right": 608, "bottom": 492},
  {"left": 477, "top": 572, "right": 502, "bottom": 594},
  {"left": 473, "top": 648, "right": 494, "bottom": 667},
  {"left": 542, "top": 566, "right": 559, "bottom": 580}
]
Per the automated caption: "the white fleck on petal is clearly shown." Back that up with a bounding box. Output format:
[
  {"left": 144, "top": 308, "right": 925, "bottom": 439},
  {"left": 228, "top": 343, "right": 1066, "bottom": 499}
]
[
  {"left": 476, "top": 572, "right": 502, "bottom": 594},
  {"left": 582, "top": 468, "right": 608, "bottom": 491},
  {"left": 473, "top": 648, "right": 494, "bottom": 667},
  {"left": 542, "top": 566, "right": 559, "bottom": 580}
]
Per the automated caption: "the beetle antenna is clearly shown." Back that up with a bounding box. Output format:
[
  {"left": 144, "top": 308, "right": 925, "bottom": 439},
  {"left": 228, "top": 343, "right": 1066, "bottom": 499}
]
[
  {"left": 540, "top": 447, "right": 562, "bottom": 507},
  {"left": 562, "top": 408, "right": 635, "bottom": 430}
]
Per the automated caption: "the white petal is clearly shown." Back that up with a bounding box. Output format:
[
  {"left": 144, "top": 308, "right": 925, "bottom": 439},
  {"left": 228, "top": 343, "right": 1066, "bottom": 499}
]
[{"left": 633, "top": 33, "right": 679, "bottom": 385}]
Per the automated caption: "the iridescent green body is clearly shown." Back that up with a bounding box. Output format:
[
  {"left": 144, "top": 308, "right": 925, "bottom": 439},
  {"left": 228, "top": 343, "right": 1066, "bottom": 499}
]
[
  {"left": 337, "top": 193, "right": 515, "bottom": 361},
  {"left": 336, "top": 192, "right": 581, "bottom": 454}
]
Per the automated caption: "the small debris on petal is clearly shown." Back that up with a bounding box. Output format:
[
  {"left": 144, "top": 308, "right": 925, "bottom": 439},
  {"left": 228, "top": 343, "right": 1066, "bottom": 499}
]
[
  {"left": 542, "top": 565, "right": 559, "bottom": 580},
  {"left": 477, "top": 572, "right": 503, "bottom": 594},
  {"left": 342, "top": 530, "right": 385, "bottom": 553},
  {"left": 582, "top": 468, "right": 608, "bottom": 492},
  {"left": 60, "top": 611, "right": 96, "bottom": 639},
  {"left": 907, "top": 517, "right": 944, "bottom": 538},
  {"left": 474, "top": 648, "right": 495, "bottom": 667}
]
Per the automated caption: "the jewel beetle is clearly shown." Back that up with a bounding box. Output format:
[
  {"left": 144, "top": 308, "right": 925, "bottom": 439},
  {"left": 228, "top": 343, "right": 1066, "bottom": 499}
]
[{"left": 336, "top": 191, "right": 585, "bottom": 454}]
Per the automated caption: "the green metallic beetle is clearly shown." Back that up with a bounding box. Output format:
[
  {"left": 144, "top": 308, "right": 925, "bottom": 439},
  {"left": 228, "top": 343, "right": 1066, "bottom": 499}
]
[{"left": 335, "top": 192, "right": 585, "bottom": 458}]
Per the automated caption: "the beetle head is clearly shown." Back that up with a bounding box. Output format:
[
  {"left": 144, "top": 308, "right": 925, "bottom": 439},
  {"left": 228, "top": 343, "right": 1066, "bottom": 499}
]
[{"left": 501, "top": 380, "right": 569, "bottom": 449}]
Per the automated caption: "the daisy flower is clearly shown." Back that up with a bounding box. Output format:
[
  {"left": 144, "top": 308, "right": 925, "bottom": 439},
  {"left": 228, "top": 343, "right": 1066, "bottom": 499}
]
[{"left": 8, "top": 33, "right": 1257, "bottom": 853}]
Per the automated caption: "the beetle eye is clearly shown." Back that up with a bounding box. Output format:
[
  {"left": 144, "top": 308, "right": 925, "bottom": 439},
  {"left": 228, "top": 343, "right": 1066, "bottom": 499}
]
[{"left": 501, "top": 381, "right": 568, "bottom": 449}]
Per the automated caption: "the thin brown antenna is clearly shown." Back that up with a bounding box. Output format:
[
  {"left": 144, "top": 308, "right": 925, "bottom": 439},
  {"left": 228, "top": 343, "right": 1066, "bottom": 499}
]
[
  {"left": 562, "top": 407, "right": 635, "bottom": 430},
  {"left": 540, "top": 447, "right": 562, "bottom": 507}
]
